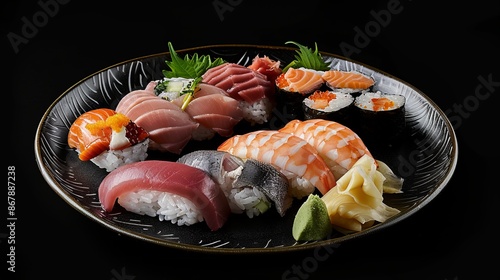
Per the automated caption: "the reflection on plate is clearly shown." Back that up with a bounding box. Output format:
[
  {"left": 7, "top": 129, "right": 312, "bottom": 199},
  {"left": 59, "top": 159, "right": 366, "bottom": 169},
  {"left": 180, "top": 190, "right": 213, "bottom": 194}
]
[{"left": 34, "top": 45, "right": 458, "bottom": 253}]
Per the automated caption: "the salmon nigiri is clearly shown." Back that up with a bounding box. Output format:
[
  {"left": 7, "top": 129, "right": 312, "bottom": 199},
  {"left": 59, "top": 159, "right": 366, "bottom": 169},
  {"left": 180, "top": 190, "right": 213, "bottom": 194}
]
[
  {"left": 67, "top": 108, "right": 149, "bottom": 171},
  {"left": 98, "top": 160, "right": 231, "bottom": 231}
]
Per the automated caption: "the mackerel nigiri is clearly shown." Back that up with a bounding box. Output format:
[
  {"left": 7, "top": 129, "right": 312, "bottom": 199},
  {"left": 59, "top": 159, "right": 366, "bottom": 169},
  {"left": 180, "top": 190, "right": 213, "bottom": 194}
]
[{"left": 98, "top": 160, "right": 231, "bottom": 231}]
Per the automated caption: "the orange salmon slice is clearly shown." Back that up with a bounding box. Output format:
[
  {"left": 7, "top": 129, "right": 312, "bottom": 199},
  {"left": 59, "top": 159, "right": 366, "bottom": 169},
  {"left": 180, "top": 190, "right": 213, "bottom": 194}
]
[{"left": 322, "top": 70, "right": 374, "bottom": 89}]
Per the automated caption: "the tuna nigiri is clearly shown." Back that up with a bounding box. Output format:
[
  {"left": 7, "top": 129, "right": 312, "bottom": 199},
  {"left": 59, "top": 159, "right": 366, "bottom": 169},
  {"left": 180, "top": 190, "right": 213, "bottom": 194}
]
[
  {"left": 67, "top": 108, "right": 149, "bottom": 171},
  {"left": 171, "top": 83, "right": 244, "bottom": 140},
  {"left": 217, "top": 130, "right": 336, "bottom": 199},
  {"left": 201, "top": 62, "right": 276, "bottom": 125},
  {"left": 98, "top": 160, "right": 231, "bottom": 231},
  {"left": 115, "top": 82, "right": 199, "bottom": 154}
]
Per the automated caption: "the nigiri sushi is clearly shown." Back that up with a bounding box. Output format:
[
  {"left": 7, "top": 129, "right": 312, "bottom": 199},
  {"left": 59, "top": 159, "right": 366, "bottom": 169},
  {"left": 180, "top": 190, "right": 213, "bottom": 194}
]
[
  {"left": 115, "top": 81, "right": 199, "bottom": 154},
  {"left": 233, "top": 159, "right": 292, "bottom": 217},
  {"left": 177, "top": 150, "right": 292, "bottom": 218},
  {"left": 217, "top": 130, "right": 336, "bottom": 199},
  {"left": 201, "top": 62, "right": 276, "bottom": 125},
  {"left": 170, "top": 83, "right": 244, "bottom": 140},
  {"left": 278, "top": 119, "right": 373, "bottom": 179},
  {"left": 280, "top": 119, "right": 404, "bottom": 193},
  {"left": 67, "top": 108, "right": 149, "bottom": 172},
  {"left": 98, "top": 160, "right": 231, "bottom": 231}
]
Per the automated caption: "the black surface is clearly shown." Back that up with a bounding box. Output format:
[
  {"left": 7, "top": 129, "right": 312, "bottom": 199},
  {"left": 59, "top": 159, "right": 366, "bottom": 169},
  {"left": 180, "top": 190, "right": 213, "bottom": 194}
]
[{"left": 5, "top": 0, "right": 499, "bottom": 279}]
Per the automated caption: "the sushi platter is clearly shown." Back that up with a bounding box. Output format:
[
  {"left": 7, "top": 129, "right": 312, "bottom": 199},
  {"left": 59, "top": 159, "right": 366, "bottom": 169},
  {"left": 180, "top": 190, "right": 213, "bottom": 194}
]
[{"left": 35, "top": 44, "right": 458, "bottom": 253}]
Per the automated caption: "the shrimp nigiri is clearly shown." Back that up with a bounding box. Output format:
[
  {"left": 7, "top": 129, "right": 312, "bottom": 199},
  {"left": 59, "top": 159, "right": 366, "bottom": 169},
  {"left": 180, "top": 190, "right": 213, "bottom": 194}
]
[
  {"left": 217, "top": 130, "right": 336, "bottom": 198},
  {"left": 279, "top": 119, "right": 373, "bottom": 179},
  {"left": 279, "top": 119, "right": 404, "bottom": 193}
]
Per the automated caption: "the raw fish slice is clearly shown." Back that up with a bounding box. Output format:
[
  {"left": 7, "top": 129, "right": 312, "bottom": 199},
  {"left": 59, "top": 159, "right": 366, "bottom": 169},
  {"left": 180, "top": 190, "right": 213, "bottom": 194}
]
[
  {"left": 321, "top": 70, "right": 375, "bottom": 90},
  {"left": 178, "top": 150, "right": 271, "bottom": 218},
  {"left": 115, "top": 83, "right": 198, "bottom": 154},
  {"left": 233, "top": 159, "right": 292, "bottom": 217},
  {"left": 177, "top": 150, "right": 244, "bottom": 185},
  {"left": 172, "top": 84, "right": 244, "bottom": 138},
  {"left": 217, "top": 130, "right": 336, "bottom": 198},
  {"left": 67, "top": 108, "right": 148, "bottom": 161},
  {"left": 276, "top": 67, "right": 324, "bottom": 95},
  {"left": 98, "top": 160, "right": 231, "bottom": 231},
  {"left": 247, "top": 55, "right": 282, "bottom": 84},
  {"left": 202, "top": 62, "right": 275, "bottom": 103},
  {"left": 115, "top": 83, "right": 157, "bottom": 115}
]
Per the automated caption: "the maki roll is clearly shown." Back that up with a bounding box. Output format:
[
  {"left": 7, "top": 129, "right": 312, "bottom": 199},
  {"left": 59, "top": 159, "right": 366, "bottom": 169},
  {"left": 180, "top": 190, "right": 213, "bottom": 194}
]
[
  {"left": 302, "top": 90, "right": 354, "bottom": 126},
  {"left": 353, "top": 91, "right": 406, "bottom": 145},
  {"left": 274, "top": 41, "right": 330, "bottom": 124},
  {"left": 275, "top": 67, "right": 325, "bottom": 120},
  {"left": 322, "top": 70, "right": 375, "bottom": 96}
]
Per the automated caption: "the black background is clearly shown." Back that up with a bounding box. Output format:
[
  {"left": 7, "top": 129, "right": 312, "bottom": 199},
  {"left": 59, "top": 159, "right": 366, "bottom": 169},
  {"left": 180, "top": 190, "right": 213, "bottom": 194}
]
[{"left": 4, "top": 0, "right": 499, "bottom": 279}]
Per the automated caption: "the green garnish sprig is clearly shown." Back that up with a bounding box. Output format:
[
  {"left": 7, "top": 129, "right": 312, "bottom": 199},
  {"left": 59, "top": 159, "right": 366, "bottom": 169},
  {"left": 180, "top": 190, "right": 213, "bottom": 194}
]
[
  {"left": 160, "top": 42, "right": 225, "bottom": 109},
  {"left": 282, "top": 41, "right": 330, "bottom": 72}
]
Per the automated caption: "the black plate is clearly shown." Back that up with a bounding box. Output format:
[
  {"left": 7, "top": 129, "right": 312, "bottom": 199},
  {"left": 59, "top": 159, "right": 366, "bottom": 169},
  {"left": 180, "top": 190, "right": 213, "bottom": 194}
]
[{"left": 34, "top": 44, "right": 458, "bottom": 253}]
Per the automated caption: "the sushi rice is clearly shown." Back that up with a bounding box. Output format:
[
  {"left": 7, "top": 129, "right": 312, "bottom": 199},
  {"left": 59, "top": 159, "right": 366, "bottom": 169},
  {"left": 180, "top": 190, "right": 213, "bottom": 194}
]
[
  {"left": 239, "top": 98, "right": 274, "bottom": 125},
  {"left": 118, "top": 189, "right": 204, "bottom": 227},
  {"left": 90, "top": 139, "right": 149, "bottom": 172},
  {"left": 222, "top": 166, "right": 271, "bottom": 218}
]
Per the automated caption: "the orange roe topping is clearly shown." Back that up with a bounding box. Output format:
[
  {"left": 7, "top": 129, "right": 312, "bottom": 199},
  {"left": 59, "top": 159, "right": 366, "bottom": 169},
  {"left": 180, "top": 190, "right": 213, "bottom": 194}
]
[
  {"left": 105, "top": 113, "right": 130, "bottom": 132},
  {"left": 276, "top": 73, "right": 289, "bottom": 89},
  {"left": 85, "top": 120, "right": 109, "bottom": 136},
  {"left": 309, "top": 90, "right": 337, "bottom": 109},
  {"left": 371, "top": 97, "right": 394, "bottom": 111},
  {"left": 85, "top": 113, "right": 130, "bottom": 135}
]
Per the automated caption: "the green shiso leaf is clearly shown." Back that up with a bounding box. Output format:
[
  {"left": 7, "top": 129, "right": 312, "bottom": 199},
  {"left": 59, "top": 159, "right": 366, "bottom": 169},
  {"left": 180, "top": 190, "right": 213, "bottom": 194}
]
[
  {"left": 159, "top": 42, "right": 225, "bottom": 110},
  {"left": 282, "top": 41, "right": 330, "bottom": 72},
  {"left": 162, "top": 41, "right": 225, "bottom": 78}
]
